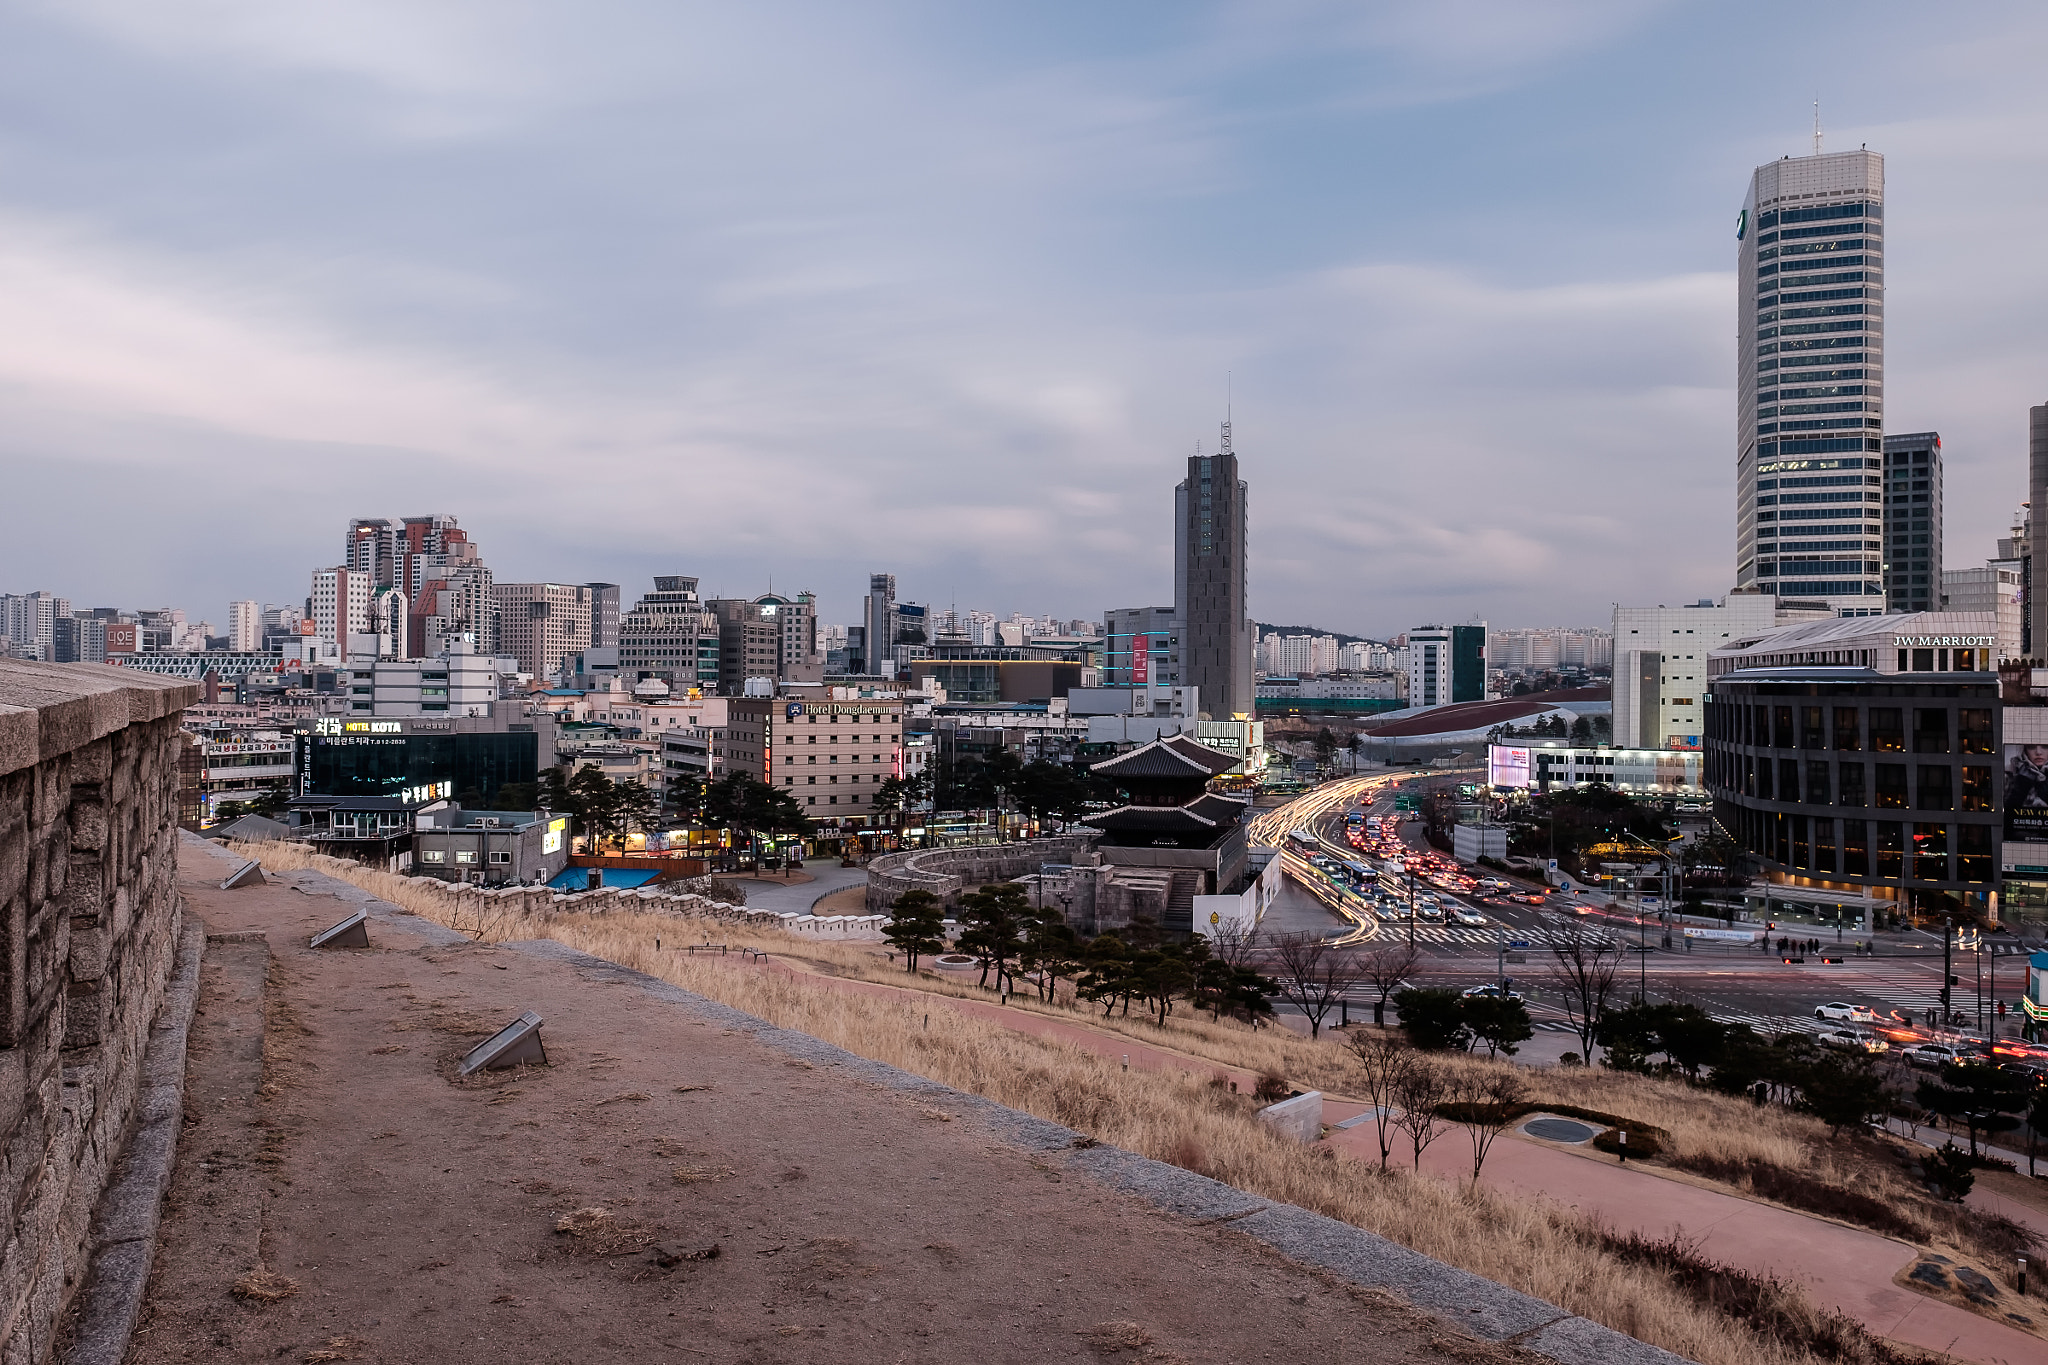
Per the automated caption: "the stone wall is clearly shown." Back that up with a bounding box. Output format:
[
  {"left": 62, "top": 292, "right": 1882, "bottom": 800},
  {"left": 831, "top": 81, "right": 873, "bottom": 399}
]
[
  {"left": 0, "top": 662, "right": 198, "bottom": 1364},
  {"left": 865, "top": 834, "right": 1100, "bottom": 913}
]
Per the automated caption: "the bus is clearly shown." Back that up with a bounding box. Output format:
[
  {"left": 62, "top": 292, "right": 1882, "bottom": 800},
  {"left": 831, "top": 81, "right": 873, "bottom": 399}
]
[
  {"left": 1287, "top": 829, "right": 1319, "bottom": 855},
  {"left": 1341, "top": 861, "right": 1378, "bottom": 888}
]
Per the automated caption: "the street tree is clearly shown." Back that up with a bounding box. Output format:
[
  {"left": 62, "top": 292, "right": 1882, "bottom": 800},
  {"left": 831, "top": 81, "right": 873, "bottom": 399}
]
[
  {"left": 1265, "top": 933, "right": 1367, "bottom": 1040},
  {"left": 1019, "top": 911, "right": 1083, "bottom": 1002},
  {"left": 883, "top": 889, "right": 947, "bottom": 972},
  {"left": 1391, "top": 1056, "right": 1452, "bottom": 1171},
  {"left": 955, "top": 882, "right": 1030, "bottom": 991},
  {"left": 704, "top": 774, "right": 808, "bottom": 865},
  {"left": 1077, "top": 935, "right": 1140, "bottom": 1017},
  {"left": 1915, "top": 1062, "right": 2031, "bottom": 1158},
  {"left": 1345, "top": 1029, "right": 1415, "bottom": 1172},
  {"left": 1391, "top": 988, "right": 1473, "bottom": 1052},
  {"left": 1798, "top": 1053, "right": 1888, "bottom": 1137},
  {"left": 1194, "top": 958, "right": 1277, "bottom": 1024},
  {"left": 1462, "top": 996, "right": 1533, "bottom": 1059},
  {"left": 1360, "top": 944, "right": 1421, "bottom": 1027},
  {"left": 1445, "top": 1064, "right": 1527, "bottom": 1185},
  {"left": 1546, "top": 924, "right": 1622, "bottom": 1063}
]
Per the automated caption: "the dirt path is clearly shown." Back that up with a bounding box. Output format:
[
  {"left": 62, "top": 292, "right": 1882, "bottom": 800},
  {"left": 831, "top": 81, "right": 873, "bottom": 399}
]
[{"left": 129, "top": 846, "right": 1548, "bottom": 1365}]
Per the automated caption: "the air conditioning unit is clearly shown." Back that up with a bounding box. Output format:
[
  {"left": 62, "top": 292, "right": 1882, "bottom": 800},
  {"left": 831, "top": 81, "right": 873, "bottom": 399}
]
[{"left": 479, "top": 817, "right": 500, "bottom": 828}]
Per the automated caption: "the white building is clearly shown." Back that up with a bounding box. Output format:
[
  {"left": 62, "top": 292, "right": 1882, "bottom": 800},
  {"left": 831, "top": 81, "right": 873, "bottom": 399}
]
[
  {"left": 310, "top": 567, "right": 372, "bottom": 653},
  {"left": 339, "top": 637, "right": 501, "bottom": 717},
  {"left": 1258, "top": 633, "right": 1341, "bottom": 677},
  {"left": 1611, "top": 597, "right": 1821, "bottom": 751},
  {"left": 1940, "top": 565, "right": 2024, "bottom": 662},
  {"left": 227, "top": 600, "right": 261, "bottom": 652},
  {"left": 1735, "top": 147, "right": 1886, "bottom": 613},
  {"left": 1706, "top": 610, "right": 2000, "bottom": 679}
]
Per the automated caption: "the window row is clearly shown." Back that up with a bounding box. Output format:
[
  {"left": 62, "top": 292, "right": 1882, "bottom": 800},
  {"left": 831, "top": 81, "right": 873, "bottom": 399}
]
[
  {"left": 1707, "top": 703, "right": 1993, "bottom": 753},
  {"left": 1721, "top": 754, "right": 1993, "bottom": 811},
  {"left": 1728, "top": 808, "right": 1990, "bottom": 884}
]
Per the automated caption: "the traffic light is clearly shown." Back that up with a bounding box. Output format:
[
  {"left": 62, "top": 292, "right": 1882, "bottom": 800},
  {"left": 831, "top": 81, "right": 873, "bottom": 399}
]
[{"left": 1947, "top": 975, "right": 1960, "bottom": 986}]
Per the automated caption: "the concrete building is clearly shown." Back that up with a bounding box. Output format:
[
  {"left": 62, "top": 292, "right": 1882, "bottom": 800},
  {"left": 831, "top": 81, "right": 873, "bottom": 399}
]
[
  {"left": 190, "top": 730, "right": 298, "bottom": 822},
  {"left": 756, "top": 591, "right": 823, "bottom": 683},
  {"left": 586, "top": 582, "right": 621, "bottom": 649},
  {"left": 1882, "top": 432, "right": 1942, "bottom": 613},
  {"left": 1487, "top": 742, "right": 1704, "bottom": 794},
  {"left": 1735, "top": 148, "right": 1886, "bottom": 613},
  {"left": 309, "top": 567, "right": 373, "bottom": 654},
  {"left": 1707, "top": 611, "right": 2000, "bottom": 680},
  {"left": 1612, "top": 598, "right": 1798, "bottom": 751},
  {"left": 1940, "top": 564, "right": 2023, "bottom": 662},
  {"left": 725, "top": 691, "right": 907, "bottom": 836},
  {"left": 0, "top": 592, "right": 56, "bottom": 658},
  {"left": 412, "top": 807, "right": 569, "bottom": 887},
  {"left": 2030, "top": 403, "right": 2048, "bottom": 658},
  {"left": 1258, "top": 633, "right": 1340, "bottom": 677},
  {"left": 861, "top": 573, "right": 898, "bottom": 676},
  {"left": 1406, "top": 624, "right": 1486, "bottom": 708},
  {"left": 618, "top": 576, "right": 721, "bottom": 694},
  {"left": 293, "top": 709, "right": 542, "bottom": 806},
  {"left": 1174, "top": 423, "right": 1255, "bottom": 721},
  {"left": 338, "top": 636, "right": 501, "bottom": 717},
  {"left": 706, "top": 598, "right": 782, "bottom": 695},
  {"left": 227, "top": 600, "right": 260, "bottom": 651},
  {"left": 493, "top": 582, "right": 593, "bottom": 680}
]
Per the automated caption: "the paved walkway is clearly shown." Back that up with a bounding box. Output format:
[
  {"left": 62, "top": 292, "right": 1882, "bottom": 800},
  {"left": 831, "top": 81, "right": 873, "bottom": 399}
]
[
  {"left": 736, "top": 861, "right": 870, "bottom": 914},
  {"left": 749, "top": 953, "right": 2044, "bottom": 1364}
]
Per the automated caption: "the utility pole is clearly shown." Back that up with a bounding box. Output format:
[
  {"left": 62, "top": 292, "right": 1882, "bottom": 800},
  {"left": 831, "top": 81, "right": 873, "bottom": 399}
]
[{"left": 1941, "top": 912, "right": 1953, "bottom": 1029}]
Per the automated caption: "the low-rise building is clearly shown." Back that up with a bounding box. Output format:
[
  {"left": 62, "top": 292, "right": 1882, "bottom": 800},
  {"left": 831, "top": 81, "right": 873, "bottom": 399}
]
[
  {"left": 338, "top": 636, "right": 502, "bottom": 717},
  {"left": 412, "top": 806, "right": 568, "bottom": 886},
  {"left": 1486, "top": 742, "right": 1703, "bottom": 794},
  {"left": 725, "top": 690, "right": 906, "bottom": 838}
]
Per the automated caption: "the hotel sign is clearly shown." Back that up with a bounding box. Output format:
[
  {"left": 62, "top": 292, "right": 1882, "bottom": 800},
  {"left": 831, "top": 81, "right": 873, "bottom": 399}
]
[{"left": 1893, "top": 636, "right": 1992, "bottom": 648}]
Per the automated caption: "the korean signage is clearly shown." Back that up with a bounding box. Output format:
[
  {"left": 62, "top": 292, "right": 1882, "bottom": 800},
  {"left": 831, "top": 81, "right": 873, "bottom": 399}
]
[
  {"left": 542, "top": 818, "right": 567, "bottom": 855},
  {"left": 400, "top": 781, "right": 452, "bottom": 805},
  {"left": 1132, "top": 633, "right": 1149, "bottom": 685},
  {"left": 313, "top": 718, "right": 402, "bottom": 735},
  {"left": 2007, "top": 744, "right": 2048, "bottom": 843}
]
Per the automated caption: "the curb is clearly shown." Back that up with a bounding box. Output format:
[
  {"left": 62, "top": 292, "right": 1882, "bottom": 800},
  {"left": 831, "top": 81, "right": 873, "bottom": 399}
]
[{"left": 60, "top": 912, "right": 207, "bottom": 1365}]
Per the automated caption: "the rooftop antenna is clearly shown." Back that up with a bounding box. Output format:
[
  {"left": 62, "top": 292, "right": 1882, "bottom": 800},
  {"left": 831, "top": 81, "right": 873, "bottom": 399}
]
[
  {"left": 1812, "top": 97, "right": 1822, "bottom": 155},
  {"left": 1221, "top": 371, "right": 1233, "bottom": 454}
]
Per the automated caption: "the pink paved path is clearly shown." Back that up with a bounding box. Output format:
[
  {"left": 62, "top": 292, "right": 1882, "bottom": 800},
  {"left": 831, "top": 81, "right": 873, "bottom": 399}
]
[{"left": 735, "top": 954, "right": 2042, "bottom": 1365}]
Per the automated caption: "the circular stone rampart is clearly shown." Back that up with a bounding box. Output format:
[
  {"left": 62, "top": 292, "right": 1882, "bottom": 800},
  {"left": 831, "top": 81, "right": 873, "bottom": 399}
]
[{"left": 866, "top": 834, "right": 1099, "bottom": 913}]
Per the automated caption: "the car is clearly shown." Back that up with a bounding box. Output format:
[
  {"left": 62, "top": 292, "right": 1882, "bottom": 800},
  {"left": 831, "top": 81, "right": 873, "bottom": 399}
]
[
  {"left": 1818, "top": 1029, "right": 1888, "bottom": 1054},
  {"left": 1904, "top": 1043, "right": 1964, "bottom": 1070},
  {"left": 1452, "top": 907, "right": 1488, "bottom": 926},
  {"left": 1461, "top": 984, "right": 1524, "bottom": 1003},
  {"left": 1812, "top": 1002, "right": 1879, "bottom": 1024}
]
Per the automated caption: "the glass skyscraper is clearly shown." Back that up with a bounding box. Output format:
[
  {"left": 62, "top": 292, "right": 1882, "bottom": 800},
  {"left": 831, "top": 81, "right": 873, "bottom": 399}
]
[{"left": 1735, "top": 148, "right": 1886, "bottom": 614}]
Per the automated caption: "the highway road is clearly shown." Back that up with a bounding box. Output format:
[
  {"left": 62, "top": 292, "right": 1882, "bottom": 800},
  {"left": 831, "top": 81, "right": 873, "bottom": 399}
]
[{"left": 1250, "top": 773, "right": 2038, "bottom": 1050}]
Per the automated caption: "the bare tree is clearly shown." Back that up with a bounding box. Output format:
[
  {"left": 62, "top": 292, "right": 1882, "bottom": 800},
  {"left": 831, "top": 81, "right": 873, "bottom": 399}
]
[
  {"left": 1207, "top": 921, "right": 1263, "bottom": 972},
  {"left": 1445, "top": 1064, "right": 1527, "bottom": 1185},
  {"left": 1265, "top": 933, "right": 1368, "bottom": 1040},
  {"left": 1391, "top": 1056, "right": 1452, "bottom": 1171},
  {"left": 1360, "top": 943, "right": 1422, "bottom": 1027},
  {"left": 1345, "top": 1028, "right": 1415, "bottom": 1172},
  {"left": 1545, "top": 922, "right": 1622, "bottom": 1063}
]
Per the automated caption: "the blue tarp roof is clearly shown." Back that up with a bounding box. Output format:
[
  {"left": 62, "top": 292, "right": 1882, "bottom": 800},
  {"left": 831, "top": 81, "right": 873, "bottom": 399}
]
[{"left": 547, "top": 866, "right": 661, "bottom": 890}]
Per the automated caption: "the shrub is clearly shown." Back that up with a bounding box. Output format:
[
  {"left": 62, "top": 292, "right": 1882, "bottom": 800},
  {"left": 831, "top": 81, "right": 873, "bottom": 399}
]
[
  {"left": 1252, "top": 1070, "right": 1291, "bottom": 1104},
  {"left": 1592, "top": 1125, "right": 1664, "bottom": 1159},
  {"left": 1922, "top": 1143, "right": 1976, "bottom": 1202},
  {"left": 1558, "top": 1052, "right": 1584, "bottom": 1068}
]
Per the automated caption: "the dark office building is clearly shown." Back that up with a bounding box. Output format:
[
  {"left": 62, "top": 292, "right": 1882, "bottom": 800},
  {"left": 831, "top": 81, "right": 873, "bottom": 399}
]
[
  {"left": 1174, "top": 423, "right": 1255, "bottom": 721},
  {"left": 294, "top": 719, "right": 540, "bottom": 807},
  {"left": 1883, "top": 432, "right": 1942, "bottom": 613},
  {"left": 1703, "top": 667, "right": 1999, "bottom": 918}
]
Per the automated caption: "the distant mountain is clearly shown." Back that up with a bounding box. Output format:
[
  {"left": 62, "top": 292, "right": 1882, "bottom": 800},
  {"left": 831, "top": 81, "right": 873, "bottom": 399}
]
[{"left": 1255, "top": 623, "right": 1380, "bottom": 646}]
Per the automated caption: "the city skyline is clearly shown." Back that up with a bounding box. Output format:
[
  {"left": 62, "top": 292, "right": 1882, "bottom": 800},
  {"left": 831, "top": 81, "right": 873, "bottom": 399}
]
[{"left": 3, "top": 7, "right": 2048, "bottom": 633}]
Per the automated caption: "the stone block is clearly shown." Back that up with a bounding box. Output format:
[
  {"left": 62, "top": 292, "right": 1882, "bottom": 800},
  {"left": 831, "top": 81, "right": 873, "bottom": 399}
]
[
  {"left": 1257, "top": 1090, "right": 1325, "bottom": 1143},
  {"left": 0, "top": 707, "right": 34, "bottom": 783}
]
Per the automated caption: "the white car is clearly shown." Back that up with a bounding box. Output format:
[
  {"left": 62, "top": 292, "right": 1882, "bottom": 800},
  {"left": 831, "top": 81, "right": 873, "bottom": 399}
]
[
  {"left": 1812, "top": 1002, "right": 1879, "bottom": 1024},
  {"left": 1904, "top": 1043, "right": 1964, "bottom": 1070},
  {"left": 1461, "top": 984, "right": 1524, "bottom": 1003},
  {"left": 1452, "top": 907, "right": 1488, "bottom": 926},
  {"left": 1817, "top": 1029, "right": 1888, "bottom": 1054}
]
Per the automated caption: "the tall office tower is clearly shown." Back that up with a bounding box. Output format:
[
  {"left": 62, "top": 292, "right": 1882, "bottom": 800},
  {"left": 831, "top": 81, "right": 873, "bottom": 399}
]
[
  {"left": 861, "top": 573, "right": 897, "bottom": 676},
  {"left": 1735, "top": 147, "right": 1886, "bottom": 613},
  {"left": 1174, "top": 421, "right": 1255, "bottom": 720},
  {"left": 705, "top": 599, "right": 782, "bottom": 694},
  {"left": 2029, "top": 404, "right": 2048, "bottom": 657},
  {"left": 492, "top": 583, "right": 591, "bottom": 678},
  {"left": 585, "top": 583, "right": 621, "bottom": 649},
  {"left": 1406, "top": 624, "right": 1488, "bottom": 709},
  {"left": 227, "top": 600, "right": 261, "bottom": 652},
  {"left": 1881, "top": 432, "right": 1943, "bottom": 612}
]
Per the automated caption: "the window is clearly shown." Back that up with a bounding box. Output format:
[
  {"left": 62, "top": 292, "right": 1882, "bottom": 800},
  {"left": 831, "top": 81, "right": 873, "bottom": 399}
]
[
  {"left": 1806, "top": 759, "right": 1831, "bottom": 804},
  {"left": 1837, "top": 761, "right": 1865, "bottom": 807},
  {"left": 1875, "top": 821, "right": 1902, "bottom": 878},
  {"left": 1869, "top": 708, "right": 1903, "bottom": 751},
  {"left": 1873, "top": 763, "right": 1907, "bottom": 808},
  {"left": 455, "top": 851, "right": 476, "bottom": 864},
  {"left": 1911, "top": 822, "right": 1948, "bottom": 882},
  {"left": 1832, "top": 707, "right": 1861, "bottom": 751},
  {"left": 490, "top": 851, "right": 511, "bottom": 864},
  {"left": 1841, "top": 819, "right": 1868, "bottom": 876},
  {"left": 1960, "top": 766, "right": 1992, "bottom": 812},
  {"left": 1958, "top": 709, "right": 1993, "bottom": 755},
  {"left": 1957, "top": 823, "right": 1992, "bottom": 882},
  {"left": 1811, "top": 817, "right": 1836, "bottom": 874},
  {"left": 1778, "top": 758, "right": 1800, "bottom": 802},
  {"left": 1773, "top": 705, "right": 1794, "bottom": 746},
  {"left": 1916, "top": 765, "right": 1952, "bottom": 811},
  {"left": 421, "top": 850, "right": 445, "bottom": 863},
  {"left": 1802, "top": 706, "right": 1824, "bottom": 748},
  {"left": 1912, "top": 709, "right": 1949, "bottom": 754}
]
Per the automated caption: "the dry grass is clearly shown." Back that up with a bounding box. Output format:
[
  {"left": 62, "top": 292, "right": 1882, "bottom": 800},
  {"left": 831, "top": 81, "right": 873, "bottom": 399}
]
[{"left": 229, "top": 842, "right": 1927, "bottom": 1365}]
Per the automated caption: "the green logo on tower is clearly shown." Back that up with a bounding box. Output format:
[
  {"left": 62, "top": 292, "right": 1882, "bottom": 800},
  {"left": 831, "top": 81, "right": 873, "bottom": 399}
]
[{"left": 1736, "top": 209, "right": 1748, "bottom": 242}]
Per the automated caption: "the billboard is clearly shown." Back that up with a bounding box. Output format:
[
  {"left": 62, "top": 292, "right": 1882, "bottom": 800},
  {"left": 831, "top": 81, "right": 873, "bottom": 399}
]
[
  {"left": 1488, "top": 745, "right": 1532, "bottom": 790},
  {"left": 2006, "top": 744, "right": 2048, "bottom": 842},
  {"left": 1131, "top": 632, "right": 1148, "bottom": 685},
  {"left": 542, "top": 818, "right": 567, "bottom": 855}
]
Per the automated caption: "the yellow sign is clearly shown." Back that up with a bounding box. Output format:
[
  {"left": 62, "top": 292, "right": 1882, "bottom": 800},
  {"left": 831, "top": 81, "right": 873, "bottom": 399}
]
[{"left": 542, "top": 818, "right": 567, "bottom": 855}]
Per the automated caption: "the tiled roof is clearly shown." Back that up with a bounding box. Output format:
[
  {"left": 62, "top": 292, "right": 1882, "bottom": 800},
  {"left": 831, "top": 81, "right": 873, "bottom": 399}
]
[{"left": 1089, "top": 733, "right": 1239, "bottom": 778}]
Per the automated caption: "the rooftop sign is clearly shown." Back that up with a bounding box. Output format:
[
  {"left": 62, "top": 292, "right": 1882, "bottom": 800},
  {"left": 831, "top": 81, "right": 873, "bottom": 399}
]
[{"left": 1893, "top": 635, "right": 1992, "bottom": 648}]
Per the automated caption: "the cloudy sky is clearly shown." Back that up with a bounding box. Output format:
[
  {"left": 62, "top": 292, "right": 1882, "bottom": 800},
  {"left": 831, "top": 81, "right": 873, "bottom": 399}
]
[{"left": 3, "top": 2, "right": 2046, "bottom": 638}]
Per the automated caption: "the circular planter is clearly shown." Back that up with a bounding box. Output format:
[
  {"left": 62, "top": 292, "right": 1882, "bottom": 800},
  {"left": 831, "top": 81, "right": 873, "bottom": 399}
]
[{"left": 933, "top": 954, "right": 978, "bottom": 971}]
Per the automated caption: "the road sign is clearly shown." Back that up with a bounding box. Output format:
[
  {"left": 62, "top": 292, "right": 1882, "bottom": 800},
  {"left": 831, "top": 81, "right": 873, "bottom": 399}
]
[{"left": 1508, "top": 940, "right": 1529, "bottom": 949}]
